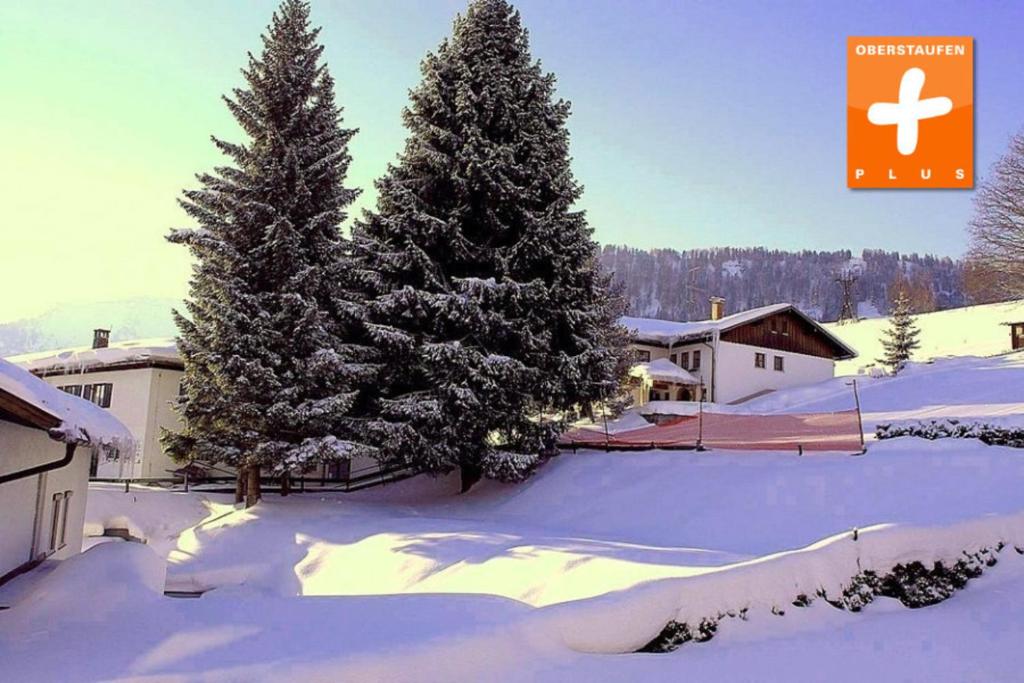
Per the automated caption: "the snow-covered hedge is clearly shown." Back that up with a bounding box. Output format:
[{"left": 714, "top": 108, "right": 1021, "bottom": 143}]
[
  {"left": 640, "top": 544, "right": 1011, "bottom": 653},
  {"left": 876, "top": 419, "right": 1024, "bottom": 447}
]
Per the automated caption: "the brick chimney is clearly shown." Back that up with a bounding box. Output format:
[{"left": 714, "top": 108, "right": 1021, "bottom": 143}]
[
  {"left": 92, "top": 328, "right": 110, "bottom": 349},
  {"left": 709, "top": 297, "right": 726, "bottom": 321}
]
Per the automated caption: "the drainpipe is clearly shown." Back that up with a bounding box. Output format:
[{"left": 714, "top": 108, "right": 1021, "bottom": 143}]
[{"left": 0, "top": 442, "right": 77, "bottom": 485}]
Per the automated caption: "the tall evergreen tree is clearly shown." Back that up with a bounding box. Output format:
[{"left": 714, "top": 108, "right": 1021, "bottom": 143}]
[
  {"left": 877, "top": 291, "right": 921, "bottom": 375},
  {"left": 354, "top": 0, "right": 628, "bottom": 487},
  {"left": 164, "top": 0, "right": 376, "bottom": 504}
]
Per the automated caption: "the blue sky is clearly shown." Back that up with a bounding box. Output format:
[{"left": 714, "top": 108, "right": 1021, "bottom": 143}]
[{"left": 1, "top": 0, "right": 1022, "bottom": 319}]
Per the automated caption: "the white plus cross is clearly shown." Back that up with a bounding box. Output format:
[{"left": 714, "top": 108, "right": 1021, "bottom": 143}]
[{"left": 867, "top": 67, "right": 953, "bottom": 156}]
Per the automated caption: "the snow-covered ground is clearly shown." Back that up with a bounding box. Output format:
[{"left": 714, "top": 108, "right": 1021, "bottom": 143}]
[
  {"left": 745, "top": 352, "right": 1024, "bottom": 431},
  {"left": 2, "top": 348, "right": 1024, "bottom": 680},
  {"left": 826, "top": 298, "right": 1024, "bottom": 375}
]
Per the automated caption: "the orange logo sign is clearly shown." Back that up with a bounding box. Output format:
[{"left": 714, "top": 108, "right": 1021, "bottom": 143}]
[{"left": 847, "top": 37, "right": 973, "bottom": 189}]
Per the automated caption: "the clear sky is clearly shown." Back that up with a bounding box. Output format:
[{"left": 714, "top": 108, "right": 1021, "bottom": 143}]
[{"left": 2, "top": 0, "right": 1022, "bottom": 321}]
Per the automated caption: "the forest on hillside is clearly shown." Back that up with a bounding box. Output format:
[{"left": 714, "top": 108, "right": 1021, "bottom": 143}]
[{"left": 600, "top": 246, "right": 966, "bottom": 322}]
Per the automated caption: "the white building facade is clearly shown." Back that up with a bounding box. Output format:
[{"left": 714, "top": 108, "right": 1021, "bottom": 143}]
[{"left": 624, "top": 302, "right": 857, "bottom": 407}]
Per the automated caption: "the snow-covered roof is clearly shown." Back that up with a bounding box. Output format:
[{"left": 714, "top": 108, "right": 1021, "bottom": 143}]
[
  {"left": 7, "top": 338, "right": 181, "bottom": 376},
  {"left": 622, "top": 303, "right": 857, "bottom": 359},
  {"left": 622, "top": 304, "right": 791, "bottom": 346},
  {"left": 630, "top": 358, "right": 701, "bottom": 385},
  {"left": 0, "top": 358, "right": 134, "bottom": 452}
]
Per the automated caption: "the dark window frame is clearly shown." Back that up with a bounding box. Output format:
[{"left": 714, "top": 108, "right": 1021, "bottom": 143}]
[
  {"left": 692, "top": 350, "right": 701, "bottom": 369},
  {"left": 774, "top": 355, "right": 785, "bottom": 372},
  {"left": 755, "top": 352, "right": 766, "bottom": 369}
]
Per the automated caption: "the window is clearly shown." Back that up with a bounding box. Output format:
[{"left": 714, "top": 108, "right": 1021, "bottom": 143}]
[
  {"left": 692, "top": 350, "right": 701, "bottom": 369},
  {"left": 49, "top": 493, "right": 64, "bottom": 552},
  {"left": 59, "top": 491, "right": 72, "bottom": 547},
  {"left": 781, "top": 319, "right": 790, "bottom": 336},
  {"left": 754, "top": 352, "right": 766, "bottom": 369},
  {"left": 59, "top": 385, "right": 83, "bottom": 397},
  {"left": 49, "top": 490, "right": 74, "bottom": 552},
  {"left": 679, "top": 351, "right": 689, "bottom": 369},
  {"left": 83, "top": 382, "right": 113, "bottom": 408},
  {"left": 770, "top": 319, "right": 778, "bottom": 334},
  {"left": 669, "top": 353, "right": 677, "bottom": 365},
  {"left": 635, "top": 349, "right": 651, "bottom": 363},
  {"left": 774, "top": 355, "right": 785, "bottom": 372}
]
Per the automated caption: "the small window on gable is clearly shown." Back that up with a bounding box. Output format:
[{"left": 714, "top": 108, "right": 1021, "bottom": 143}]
[
  {"left": 774, "top": 356, "right": 785, "bottom": 372},
  {"left": 770, "top": 319, "right": 778, "bottom": 334},
  {"left": 679, "top": 351, "right": 689, "bottom": 369},
  {"left": 755, "top": 352, "right": 766, "bottom": 369},
  {"left": 782, "top": 319, "right": 790, "bottom": 336}
]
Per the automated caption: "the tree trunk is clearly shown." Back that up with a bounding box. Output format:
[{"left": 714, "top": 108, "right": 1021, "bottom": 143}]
[
  {"left": 280, "top": 471, "right": 291, "bottom": 497},
  {"left": 459, "top": 464, "right": 482, "bottom": 494},
  {"left": 245, "top": 465, "right": 262, "bottom": 508},
  {"left": 235, "top": 466, "right": 246, "bottom": 505}
]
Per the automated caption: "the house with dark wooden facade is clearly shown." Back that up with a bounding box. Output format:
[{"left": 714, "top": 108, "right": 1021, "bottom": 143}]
[{"left": 623, "top": 299, "right": 857, "bottom": 406}]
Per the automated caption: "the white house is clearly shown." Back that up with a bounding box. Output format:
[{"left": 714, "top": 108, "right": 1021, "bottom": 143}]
[
  {"left": 8, "top": 329, "right": 382, "bottom": 486},
  {"left": 0, "top": 357, "right": 132, "bottom": 584},
  {"left": 9, "top": 330, "right": 184, "bottom": 479},
  {"left": 623, "top": 299, "right": 857, "bottom": 406}
]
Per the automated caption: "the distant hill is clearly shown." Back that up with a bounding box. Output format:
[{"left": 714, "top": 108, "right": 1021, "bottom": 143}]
[
  {"left": 825, "top": 299, "right": 1024, "bottom": 375},
  {"left": 600, "top": 246, "right": 966, "bottom": 323},
  {"left": 0, "top": 298, "right": 178, "bottom": 356}
]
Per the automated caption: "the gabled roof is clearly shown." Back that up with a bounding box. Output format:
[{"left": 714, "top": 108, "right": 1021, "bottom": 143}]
[
  {"left": 622, "top": 303, "right": 858, "bottom": 360},
  {"left": 7, "top": 338, "right": 182, "bottom": 376},
  {"left": 0, "top": 358, "right": 134, "bottom": 452}
]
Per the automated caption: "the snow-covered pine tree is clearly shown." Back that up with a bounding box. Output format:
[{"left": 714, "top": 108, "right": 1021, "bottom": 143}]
[
  {"left": 354, "top": 0, "right": 628, "bottom": 488},
  {"left": 877, "top": 291, "right": 921, "bottom": 375},
  {"left": 164, "top": 0, "right": 378, "bottom": 505}
]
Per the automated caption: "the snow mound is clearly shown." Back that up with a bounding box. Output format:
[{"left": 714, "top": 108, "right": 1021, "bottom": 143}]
[
  {"left": 5, "top": 543, "right": 165, "bottom": 624},
  {"left": 86, "top": 484, "right": 236, "bottom": 557}
]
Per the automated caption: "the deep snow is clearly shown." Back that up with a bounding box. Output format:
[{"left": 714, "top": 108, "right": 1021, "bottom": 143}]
[{"left": 2, "top": 351, "right": 1024, "bottom": 681}]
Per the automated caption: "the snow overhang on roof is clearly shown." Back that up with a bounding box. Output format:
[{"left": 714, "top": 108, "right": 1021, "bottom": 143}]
[
  {"left": 7, "top": 338, "right": 182, "bottom": 376},
  {"left": 630, "top": 358, "right": 701, "bottom": 385},
  {"left": 622, "top": 303, "right": 858, "bottom": 360},
  {"left": 0, "top": 358, "right": 134, "bottom": 453}
]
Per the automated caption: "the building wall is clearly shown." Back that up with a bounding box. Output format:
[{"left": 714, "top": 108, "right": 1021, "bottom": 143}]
[
  {"left": 0, "top": 423, "right": 90, "bottom": 580},
  {"left": 37, "top": 367, "right": 185, "bottom": 479},
  {"left": 141, "top": 368, "right": 186, "bottom": 478},
  {"left": 714, "top": 341, "right": 835, "bottom": 404},
  {"left": 629, "top": 339, "right": 835, "bottom": 405}
]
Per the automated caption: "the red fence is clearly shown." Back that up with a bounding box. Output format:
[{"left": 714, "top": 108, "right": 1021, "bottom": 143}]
[{"left": 560, "top": 410, "right": 865, "bottom": 454}]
